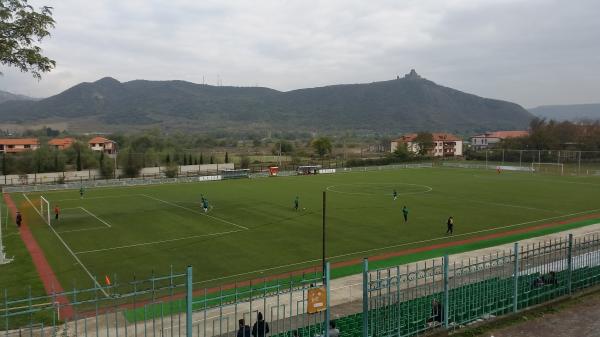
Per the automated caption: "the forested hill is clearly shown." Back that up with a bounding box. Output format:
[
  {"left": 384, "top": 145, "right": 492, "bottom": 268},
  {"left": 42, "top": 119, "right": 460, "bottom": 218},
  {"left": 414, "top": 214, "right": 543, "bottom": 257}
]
[
  {"left": 529, "top": 103, "right": 600, "bottom": 121},
  {"left": 0, "top": 70, "right": 533, "bottom": 134}
]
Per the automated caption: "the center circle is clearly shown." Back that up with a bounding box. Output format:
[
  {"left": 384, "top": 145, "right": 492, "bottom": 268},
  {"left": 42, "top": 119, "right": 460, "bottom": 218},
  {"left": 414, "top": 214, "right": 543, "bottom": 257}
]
[{"left": 325, "top": 182, "right": 432, "bottom": 196}]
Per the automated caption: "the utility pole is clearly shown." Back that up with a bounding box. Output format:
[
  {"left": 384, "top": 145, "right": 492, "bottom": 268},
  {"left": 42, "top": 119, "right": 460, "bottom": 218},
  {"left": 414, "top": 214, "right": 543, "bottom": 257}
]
[{"left": 322, "top": 191, "right": 327, "bottom": 285}]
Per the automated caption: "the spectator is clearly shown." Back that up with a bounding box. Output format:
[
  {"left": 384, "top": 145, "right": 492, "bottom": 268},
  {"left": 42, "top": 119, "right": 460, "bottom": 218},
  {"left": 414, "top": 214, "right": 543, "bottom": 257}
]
[
  {"left": 316, "top": 321, "right": 340, "bottom": 337},
  {"left": 544, "top": 271, "right": 559, "bottom": 286},
  {"left": 532, "top": 276, "right": 545, "bottom": 288},
  {"left": 431, "top": 299, "right": 443, "bottom": 324},
  {"left": 327, "top": 320, "right": 340, "bottom": 337},
  {"left": 237, "top": 319, "right": 251, "bottom": 337},
  {"left": 252, "top": 312, "right": 270, "bottom": 337}
]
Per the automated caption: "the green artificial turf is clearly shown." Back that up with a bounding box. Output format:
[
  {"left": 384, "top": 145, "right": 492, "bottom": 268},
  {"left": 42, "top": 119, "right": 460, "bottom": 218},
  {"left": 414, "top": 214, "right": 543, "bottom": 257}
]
[{"left": 5, "top": 167, "right": 600, "bottom": 295}]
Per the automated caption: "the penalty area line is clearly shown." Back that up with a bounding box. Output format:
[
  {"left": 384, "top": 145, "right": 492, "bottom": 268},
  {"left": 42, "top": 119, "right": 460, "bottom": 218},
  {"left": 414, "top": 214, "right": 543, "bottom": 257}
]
[
  {"left": 139, "top": 193, "right": 249, "bottom": 230},
  {"left": 22, "top": 193, "right": 110, "bottom": 297},
  {"left": 79, "top": 207, "right": 111, "bottom": 228},
  {"left": 74, "top": 229, "right": 243, "bottom": 254}
]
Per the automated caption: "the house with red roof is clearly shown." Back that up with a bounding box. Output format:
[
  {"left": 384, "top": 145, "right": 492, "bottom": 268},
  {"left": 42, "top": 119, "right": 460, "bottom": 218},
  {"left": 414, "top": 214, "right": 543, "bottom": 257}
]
[
  {"left": 48, "top": 137, "right": 75, "bottom": 150},
  {"left": 391, "top": 133, "right": 463, "bottom": 157},
  {"left": 0, "top": 138, "right": 40, "bottom": 153},
  {"left": 88, "top": 136, "right": 118, "bottom": 155},
  {"left": 470, "top": 131, "right": 529, "bottom": 150}
]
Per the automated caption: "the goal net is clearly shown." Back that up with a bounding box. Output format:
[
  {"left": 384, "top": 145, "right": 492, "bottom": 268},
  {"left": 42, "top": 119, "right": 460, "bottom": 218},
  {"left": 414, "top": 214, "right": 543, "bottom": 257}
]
[
  {"left": 0, "top": 203, "right": 13, "bottom": 264},
  {"left": 531, "top": 162, "right": 564, "bottom": 175},
  {"left": 40, "top": 196, "right": 51, "bottom": 225}
]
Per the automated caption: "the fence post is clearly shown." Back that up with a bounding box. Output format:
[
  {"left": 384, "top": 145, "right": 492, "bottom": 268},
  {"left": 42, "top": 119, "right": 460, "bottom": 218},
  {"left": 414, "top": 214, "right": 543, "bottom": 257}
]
[
  {"left": 568, "top": 234, "right": 573, "bottom": 294},
  {"left": 186, "top": 265, "right": 193, "bottom": 337},
  {"left": 513, "top": 242, "right": 519, "bottom": 313},
  {"left": 443, "top": 255, "right": 449, "bottom": 328},
  {"left": 325, "top": 261, "right": 331, "bottom": 337},
  {"left": 362, "top": 259, "right": 369, "bottom": 337}
]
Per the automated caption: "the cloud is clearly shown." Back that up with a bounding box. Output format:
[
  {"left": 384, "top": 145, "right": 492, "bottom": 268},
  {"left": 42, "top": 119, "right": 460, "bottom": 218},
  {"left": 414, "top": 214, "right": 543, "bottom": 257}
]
[{"left": 0, "top": 0, "right": 598, "bottom": 107}]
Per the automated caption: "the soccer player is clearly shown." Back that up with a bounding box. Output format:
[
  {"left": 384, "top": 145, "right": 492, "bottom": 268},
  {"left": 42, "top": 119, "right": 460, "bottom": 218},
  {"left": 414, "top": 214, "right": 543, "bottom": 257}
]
[
  {"left": 54, "top": 205, "right": 60, "bottom": 220},
  {"left": 202, "top": 198, "right": 209, "bottom": 213},
  {"left": 393, "top": 189, "right": 398, "bottom": 201},
  {"left": 79, "top": 186, "right": 85, "bottom": 199},
  {"left": 497, "top": 166, "right": 501, "bottom": 174},
  {"left": 446, "top": 216, "right": 454, "bottom": 235},
  {"left": 294, "top": 196, "right": 299, "bottom": 211},
  {"left": 15, "top": 211, "right": 22, "bottom": 228},
  {"left": 402, "top": 205, "right": 408, "bottom": 222}
]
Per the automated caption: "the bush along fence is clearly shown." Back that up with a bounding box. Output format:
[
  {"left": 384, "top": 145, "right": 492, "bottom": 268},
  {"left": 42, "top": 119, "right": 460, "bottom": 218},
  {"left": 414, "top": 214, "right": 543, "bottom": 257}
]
[{"left": 3, "top": 233, "right": 600, "bottom": 337}]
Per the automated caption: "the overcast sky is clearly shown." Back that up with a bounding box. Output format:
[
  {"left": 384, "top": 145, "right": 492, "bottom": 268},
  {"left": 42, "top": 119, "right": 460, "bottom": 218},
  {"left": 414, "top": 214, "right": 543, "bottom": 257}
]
[{"left": 1, "top": 0, "right": 598, "bottom": 108}]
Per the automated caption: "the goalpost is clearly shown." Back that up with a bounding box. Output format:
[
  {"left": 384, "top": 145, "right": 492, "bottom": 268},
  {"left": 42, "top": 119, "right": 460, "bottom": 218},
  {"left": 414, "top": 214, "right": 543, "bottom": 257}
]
[
  {"left": 40, "top": 196, "right": 51, "bottom": 226},
  {"left": 531, "top": 162, "right": 564, "bottom": 176},
  {"left": 0, "top": 202, "right": 14, "bottom": 264}
]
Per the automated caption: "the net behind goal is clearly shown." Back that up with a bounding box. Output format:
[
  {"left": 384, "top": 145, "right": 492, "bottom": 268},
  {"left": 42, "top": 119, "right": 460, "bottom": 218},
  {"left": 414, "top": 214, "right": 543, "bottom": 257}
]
[
  {"left": 531, "top": 162, "right": 564, "bottom": 175},
  {"left": 40, "top": 196, "right": 51, "bottom": 225}
]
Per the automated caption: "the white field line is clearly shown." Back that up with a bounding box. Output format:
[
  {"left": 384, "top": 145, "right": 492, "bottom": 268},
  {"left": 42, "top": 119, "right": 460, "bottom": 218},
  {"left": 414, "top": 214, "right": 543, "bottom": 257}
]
[
  {"left": 56, "top": 227, "right": 108, "bottom": 234},
  {"left": 22, "top": 193, "right": 110, "bottom": 297},
  {"left": 52, "top": 194, "right": 135, "bottom": 202},
  {"left": 192, "top": 207, "right": 600, "bottom": 285},
  {"left": 461, "top": 198, "right": 561, "bottom": 213},
  {"left": 79, "top": 207, "right": 111, "bottom": 228},
  {"left": 139, "top": 193, "right": 249, "bottom": 230},
  {"left": 74, "top": 229, "right": 242, "bottom": 254}
]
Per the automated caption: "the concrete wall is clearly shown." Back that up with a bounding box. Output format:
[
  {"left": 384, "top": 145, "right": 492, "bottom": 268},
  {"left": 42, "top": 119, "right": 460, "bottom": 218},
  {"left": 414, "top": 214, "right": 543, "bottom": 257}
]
[{"left": 0, "top": 163, "right": 234, "bottom": 185}]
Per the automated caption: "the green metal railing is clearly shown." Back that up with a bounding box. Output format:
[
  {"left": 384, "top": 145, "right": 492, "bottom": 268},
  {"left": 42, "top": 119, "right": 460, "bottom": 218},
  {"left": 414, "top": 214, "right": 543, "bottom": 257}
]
[{"left": 3, "top": 233, "right": 600, "bottom": 337}]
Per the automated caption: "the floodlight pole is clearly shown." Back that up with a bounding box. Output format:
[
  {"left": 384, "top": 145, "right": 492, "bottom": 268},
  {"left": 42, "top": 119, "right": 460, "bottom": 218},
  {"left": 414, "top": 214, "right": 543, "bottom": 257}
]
[{"left": 322, "top": 191, "right": 327, "bottom": 285}]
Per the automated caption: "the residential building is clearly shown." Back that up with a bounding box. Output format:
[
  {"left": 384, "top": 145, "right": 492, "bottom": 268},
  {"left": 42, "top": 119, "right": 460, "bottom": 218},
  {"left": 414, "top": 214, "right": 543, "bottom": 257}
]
[
  {"left": 48, "top": 137, "right": 75, "bottom": 150},
  {"left": 470, "top": 131, "right": 529, "bottom": 150},
  {"left": 0, "top": 138, "right": 40, "bottom": 154},
  {"left": 391, "top": 133, "right": 463, "bottom": 157},
  {"left": 88, "top": 136, "right": 118, "bottom": 155}
]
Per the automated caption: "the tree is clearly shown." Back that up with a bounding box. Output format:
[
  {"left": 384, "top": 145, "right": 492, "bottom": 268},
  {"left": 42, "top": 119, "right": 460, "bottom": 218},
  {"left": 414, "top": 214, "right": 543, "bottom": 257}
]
[
  {"left": 225, "top": 152, "right": 229, "bottom": 163},
  {"left": 272, "top": 141, "right": 294, "bottom": 155},
  {"left": 311, "top": 137, "right": 332, "bottom": 158},
  {"left": 199, "top": 153, "right": 204, "bottom": 165},
  {"left": 414, "top": 132, "right": 434, "bottom": 156},
  {"left": 76, "top": 148, "right": 82, "bottom": 171},
  {"left": 98, "top": 152, "right": 114, "bottom": 179},
  {"left": 165, "top": 153, "right": 170, "bottom": 165},
  {"left": 392, "top": 143, "right": 410, "bottom": 160},
  {"left": 119, "top": 148, "right": 142, "bottom": 178},
  {"left": 0, "top": 0, "right": 56, "bottom": 79},
  {"left": 210, "top": 155, "right": 214, "bottom": 164}
]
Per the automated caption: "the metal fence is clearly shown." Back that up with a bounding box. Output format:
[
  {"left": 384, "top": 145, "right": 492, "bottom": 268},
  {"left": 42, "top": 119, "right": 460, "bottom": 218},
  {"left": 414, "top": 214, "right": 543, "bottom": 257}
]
[
  {"left": 4, "top": 232, "right": 600, "bottom": 337},
  {"left": 462, "top": 149, "right": 600, "bottom": 175}
]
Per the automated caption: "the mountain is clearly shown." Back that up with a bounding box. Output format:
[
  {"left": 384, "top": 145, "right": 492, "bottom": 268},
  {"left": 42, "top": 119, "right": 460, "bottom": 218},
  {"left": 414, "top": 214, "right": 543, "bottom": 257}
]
[
  {"left": 529, "top": 104, "right": 600, "bottom": 121},
  {"left": 0, "top": 70, "right": 533, "bottom": 134},
  {"left": 0, "top": 90, "right": 36, "bottom": 104}
]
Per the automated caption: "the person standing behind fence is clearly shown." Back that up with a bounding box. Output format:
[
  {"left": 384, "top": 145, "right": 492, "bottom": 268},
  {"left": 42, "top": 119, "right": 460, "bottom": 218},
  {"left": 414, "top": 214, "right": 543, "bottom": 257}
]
[
  {"left": 237, "top": 319, "right": 251, "bottom": 337},
  {"left": 252, "top": 312, "right": 270, "bottom": 337},
  {"left": 15, "top": 211, "right": 22, "bottom": 228},
  {"left": 446, "top": 216, "right": 454, "bottom": 235}
]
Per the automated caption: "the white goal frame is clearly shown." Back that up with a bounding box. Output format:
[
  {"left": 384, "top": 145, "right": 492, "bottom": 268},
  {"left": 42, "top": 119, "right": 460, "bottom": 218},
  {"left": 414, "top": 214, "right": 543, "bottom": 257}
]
[
  {"left": 40, "top": 196, "right": 51, "bottom": 226},
  {"left": 0, "top": 202, "right": 13, "bottom": 264},
  {"left": 531, "top": 162, "right": 564, "bottom": 176}
]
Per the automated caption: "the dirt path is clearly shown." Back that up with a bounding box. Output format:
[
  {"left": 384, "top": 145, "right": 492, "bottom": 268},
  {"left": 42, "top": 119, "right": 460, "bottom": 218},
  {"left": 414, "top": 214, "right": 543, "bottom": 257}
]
[{"left": 483, "top": 291, "right": 600, "bottom": 337}]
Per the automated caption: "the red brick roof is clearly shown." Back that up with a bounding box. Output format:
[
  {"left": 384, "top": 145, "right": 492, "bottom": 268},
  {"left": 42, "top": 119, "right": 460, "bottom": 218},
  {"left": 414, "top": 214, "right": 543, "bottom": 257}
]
[
  {"left": 473, "top": 131, "right": 529, "bottom": 139},
  {"left": 0, "top": 138, "right": 40, "bottom": 146},
  {"left": 48, "top": 137, "right": 75, "bottom": 147},
  {"left": 88, "top": 136, "right": 114, "bottom": 144},
  {"left": 393, "top": 133, "right": 461, "bottom": 143}
]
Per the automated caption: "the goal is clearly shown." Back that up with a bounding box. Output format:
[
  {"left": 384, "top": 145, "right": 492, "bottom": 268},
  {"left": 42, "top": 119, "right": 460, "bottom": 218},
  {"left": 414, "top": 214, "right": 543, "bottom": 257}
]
[
  {"left": 40, "top": 196, "right": 51, "bottom": 225},
  {"left": 0, "top": 203, "right": 14, "bottom": 264},
  {"left": 531, "top": 162, "right": 564, "bottom": 176}
]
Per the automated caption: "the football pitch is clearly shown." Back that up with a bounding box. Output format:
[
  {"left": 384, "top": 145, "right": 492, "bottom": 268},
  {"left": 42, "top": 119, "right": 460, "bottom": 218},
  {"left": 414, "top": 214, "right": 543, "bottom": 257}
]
[{"left": 7, "top": 167, "right": 600, "bottom": 292}]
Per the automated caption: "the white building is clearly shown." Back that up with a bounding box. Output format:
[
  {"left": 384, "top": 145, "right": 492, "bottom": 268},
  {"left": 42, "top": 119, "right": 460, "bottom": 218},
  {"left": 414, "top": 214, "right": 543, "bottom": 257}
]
[
  {"left": 391, "top": 133, "right": 463, "bottom": 157},
  {"left": 88, "top": 136, "right": 118, "bottom": 155},
  {"left": 470, "top": 131, "right": 529, "bottom": 150}
]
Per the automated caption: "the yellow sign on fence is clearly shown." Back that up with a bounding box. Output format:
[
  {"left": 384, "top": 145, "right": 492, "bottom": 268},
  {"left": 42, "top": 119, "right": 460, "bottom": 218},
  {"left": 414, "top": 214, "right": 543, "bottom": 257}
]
[{"left": 307, "top": 287, "right": 327, "bottom": 314}]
